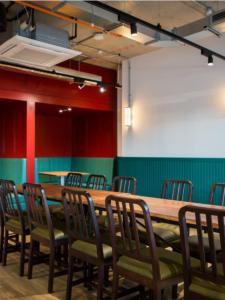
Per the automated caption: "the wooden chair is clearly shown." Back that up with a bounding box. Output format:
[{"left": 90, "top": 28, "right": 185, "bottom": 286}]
[
  {"left": 23, "top": 183, "right": 68, "bottom": 293},
  {"left": 151, "top": 179, "right": 193, "bottom": 247},
  {"left": 106, "top": 194, "right": 187, "bottom": 300},
  {"left": 112, "top": 176, "right": 137, "bottom": 194},
  {"left": 62, "top": 188, "right": 112, "bottom": 300},
  {"left": 209, "top": 183, "right": 225, "bottom": 205},
  {"left": 179, "top": 204, "right": 225, "bottom": 300},
  {"left": 0, "top": 190, "right": 4, "bottom": 263},
  {"left": 0, "top": 179, "right": 29, "bottom": 276},
  {"left": 86, "top": 174, "right": 106, "bottom": 190},
  {"left": 161, "top": 179, "right": 193, "bottom": 201},
  {"left": 65, "top": 172, "right": 83, "bottom": 188}
]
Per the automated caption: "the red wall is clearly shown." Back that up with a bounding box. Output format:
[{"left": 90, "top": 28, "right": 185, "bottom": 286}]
[
  {"left": 0, "top": 101, "right": 26, "bottom": 158},
  {"left": 72, "top": 111, "right": 116, "bottom": 157},
  {"left": 0, "top": 63, "right": 117, "bottom": 112},
  {"left": 36, "top": 113, "right": 73, "bottom": 157}
]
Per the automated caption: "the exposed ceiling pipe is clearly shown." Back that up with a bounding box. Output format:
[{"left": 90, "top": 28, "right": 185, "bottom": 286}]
[
  {"left": 87, "top": 1, "right": 225, "bottom": 62},
  {"left": 15, "top": 1, "right": 122, "bottom": 38}
]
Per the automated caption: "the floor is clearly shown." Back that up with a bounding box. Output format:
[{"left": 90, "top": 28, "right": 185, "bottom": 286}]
[{"left": 0, "top": 251, "right": 184, "bottom": 300}]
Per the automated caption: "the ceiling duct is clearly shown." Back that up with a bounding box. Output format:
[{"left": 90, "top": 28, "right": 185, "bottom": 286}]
[{"left": 0, "top": 23, "right": 81, "bottom": 67}]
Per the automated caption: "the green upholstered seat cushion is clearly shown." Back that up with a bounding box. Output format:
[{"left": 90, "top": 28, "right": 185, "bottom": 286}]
[
  {"left": 31, "top": 227, "right": 67, "bottom": 241},
  {"left": 172, "top": 233, "right": 221, "bottom": 254},
  {"left": 190, "top": 274, "right": 225, "bottom": 299},
  {"left": 72, "top": 240, "right": 112, "bottom": 260},
  {"left": 117, "top": 247, "right": 200, "bottom": 281},
  {"left": 138, "top": 221, "right": 180, "bottom": 246}
]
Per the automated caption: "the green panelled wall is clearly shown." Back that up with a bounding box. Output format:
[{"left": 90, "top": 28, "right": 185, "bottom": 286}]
[
  {"left": 35, "top": 157, "right": 72, "bottom": 183},
  {"left": 0, "top": 158, "right": 26, "bottom": 184},
  {"left": 116, "top": 157, "right": 225, "bottom": 203},
  {"left": 71, "top": 157, "right": 114, "bottom": 186}
]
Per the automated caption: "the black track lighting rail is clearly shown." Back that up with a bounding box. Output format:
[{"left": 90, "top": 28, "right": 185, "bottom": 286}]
[{"left": 86, "top": 1, "right": 225, "bottom": 62}]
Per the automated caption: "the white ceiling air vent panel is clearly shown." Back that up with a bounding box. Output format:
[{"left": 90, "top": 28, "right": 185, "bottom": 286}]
[{"left": 0, "top": 35, "right": 81, "bottom": 67}]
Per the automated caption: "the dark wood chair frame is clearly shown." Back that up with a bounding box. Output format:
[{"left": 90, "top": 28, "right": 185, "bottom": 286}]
[
  {"left": 112, "top": 176, "right": 137, "bottom": 194},
  {"left": 209, "top": 183, "right": 225, "bottom": 206},
  {"left": 23, "top": 183, "right": 68, "bottom": 293},
  {"left": 179, "top": 205, "right": 225, "bottom": 300},
  {"left": 86, "top": 174, "right": 107, "bottom": 190},
  {"left": 106, "top": 195, "right": 183, "bottom": 300},
  {"left": 0, "top": 179, "right": 29, "bottom": 276},
  {"left": 161, "top": 179, "right": 193, "bottom": 201},
  {"left": 65, "top": 172, "right": 83, "bottom": 188},
  {"left": 62, "top": 188, "right": 112, "bottom": 300}
]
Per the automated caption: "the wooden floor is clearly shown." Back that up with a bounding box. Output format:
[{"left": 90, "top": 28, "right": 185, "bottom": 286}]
[{"left": 0, "top": 251, "right": 184, "bottom": 300}]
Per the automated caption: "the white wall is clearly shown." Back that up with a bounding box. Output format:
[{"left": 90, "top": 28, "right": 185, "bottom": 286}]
[{"left": 119, "top": 35, "right": 225, "bottom": 157}]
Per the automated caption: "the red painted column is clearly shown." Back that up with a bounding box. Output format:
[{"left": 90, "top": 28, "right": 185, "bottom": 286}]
[{"left": 26, "top": 101, "right": 35, "bottom": 183}]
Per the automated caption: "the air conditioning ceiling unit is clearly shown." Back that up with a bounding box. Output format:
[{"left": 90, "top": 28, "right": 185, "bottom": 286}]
[
  {"left": 0, "top": 35, "right": 81, "bottom": 67},
  {"left": 0, "top": 23, "right": 81, "bottom": 67}
]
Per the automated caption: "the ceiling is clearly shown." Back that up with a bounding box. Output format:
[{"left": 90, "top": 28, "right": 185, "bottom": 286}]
[{"left": 3, "top": 1, "right": 225, "bottom": 70}]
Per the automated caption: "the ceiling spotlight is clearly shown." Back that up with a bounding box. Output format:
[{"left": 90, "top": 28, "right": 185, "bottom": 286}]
[
  {"left": 59, "top": 109, "right": 63, "bottom": 113},
  {"left": 91, "top": 22, "right": 95, "bottom": 27},
  {"left": 130, "top": 22, "right": 138, "bottom": 36},
  {"left": 208, "top": 55, "right": 214, "bottom": 66},
  {"left": 67, "top": 107, "right": 72, "bottom": 111},
  {"left": 99, "top": 85, "right": 106, "bottom": 93},
  {"left": 94, "top": 32, "right": 104, "bottom": 40},
  {"left": 78, "top": 83, "right": 86, "bottom": 90},
  {"left": 98, "top": 49, "right": 103, "bottom": 55}
]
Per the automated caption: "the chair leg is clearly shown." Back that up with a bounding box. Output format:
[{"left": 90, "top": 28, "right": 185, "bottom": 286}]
[
  {"left": 0, "top": 224, "right": 4, "bottom": 263},
  {"left": 112, "top": 268, "right": 119, "bottom": 300},
  {"left": 66, "top": 254, "right": 75, "bottom": 300},
  {"left": 48, "top": 247, "right": 55, "bottom": 293},
  {"left": 19, "top": 234, "right": 26, "bottom": 276},
  {"left": 172, "top": 284, "right": 178, "bottom": 299},
  {"left": 2, "top": 229, "right": 8, "bottom": 266},
  {"left": 28, "top": 238, "right": 35, "bottom": 279},
  {"left": 97, "top": 264, "right": 105, "bottom": 300}
]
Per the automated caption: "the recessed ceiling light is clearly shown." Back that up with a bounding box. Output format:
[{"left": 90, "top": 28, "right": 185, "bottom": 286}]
[
  {"left": 99, "top": 85, "right": 106, "bottom": 93},
  {"left": 67, "top": 107, "right": 72, "bottom": 111}
]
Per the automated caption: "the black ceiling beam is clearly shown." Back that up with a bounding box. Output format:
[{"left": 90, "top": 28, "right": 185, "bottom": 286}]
[{"left": 86, "top": 1, "right": 225, "bottom": 62}]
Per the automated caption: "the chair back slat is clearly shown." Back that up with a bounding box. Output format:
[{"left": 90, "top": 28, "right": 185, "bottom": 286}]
[
  {"left": 65, "top": 172, "right": 83, "bottom": 188},
  {"left": 62, "top": 188, "right": 104, "bottom": 260},
  {"left": 0, "top": 179, "right": 24, "bottom": 227},
  {"left": 209, "top": 183, "right": 225, "bottom": 206},
  {"left": 179, "top": 205, "right": 225, "bottom": 288},
  {"left": 161, "top": 179, "right": 193, "bottom": 201},
  {"left": 106, "top": 195, "right": 160, "bottom": 280},
  {"left": 23, "top": 183, "right": 54, "bottom": 239},
  {"left": 86, "top": 174, "right": 106, "bottom": 190},
  {"left": 112, "top": 176, "right": 137, "bottom": 194}
]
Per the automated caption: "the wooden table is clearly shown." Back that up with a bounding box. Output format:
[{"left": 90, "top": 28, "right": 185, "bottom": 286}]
[
  {"left": 17, "top": 183, "right": 225, "bottom": 226},
  {"left": 39, "top": 171, "right": 89, "bottom": 186}
]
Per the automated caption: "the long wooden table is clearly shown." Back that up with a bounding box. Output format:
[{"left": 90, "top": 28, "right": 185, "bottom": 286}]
[{"left": 17, "top": 183, "right": 225, "bottom": 226}]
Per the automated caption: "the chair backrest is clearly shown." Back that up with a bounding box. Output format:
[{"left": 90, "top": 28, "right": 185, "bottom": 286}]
[
  {"left": 62, "top": 188, "right": 104, "bottom": 260},
  {"left": 65, "top": 172, "right": 83, "bottom": 188},
  {"left": 161, "top": 179, "right": 193, "bottom": 201},
  {"left": 209, "top": 183, "right": 225, "bottom": 206},
  {"left": 23, "top": 183, "right": 54, "bottom": 240},
  {"left": 112, "top": 176, "right": 137, "bottom": 194},
  {"left": 105, "top": 195, "right": 160, "bottom": 280},
  {"left": 86, "top": 174, "right": 106, "bottom": 190},
  {"left": 0, "top": 179, "right": 25, "bottom": 229},
  {"left": 179, "top": 205, "right": 225, "bottom": 290}
]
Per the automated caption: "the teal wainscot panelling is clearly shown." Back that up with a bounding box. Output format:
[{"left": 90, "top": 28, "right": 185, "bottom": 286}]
[
  {"left": 72, "top": 157, "right": 115, "bottom": 188},
  {"left": 35, "top": 157, "right": 72, "bottom": 184},
  {"left": 0, "top": 158, "right": 26, "bottom": 184},
  {"left": 116, "top": 157, "right": 225, "bottom": 204}
]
